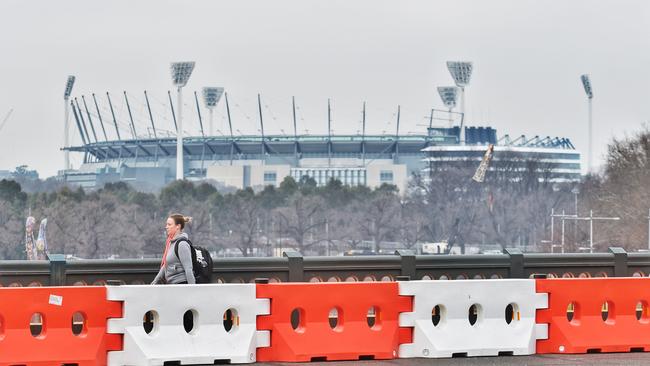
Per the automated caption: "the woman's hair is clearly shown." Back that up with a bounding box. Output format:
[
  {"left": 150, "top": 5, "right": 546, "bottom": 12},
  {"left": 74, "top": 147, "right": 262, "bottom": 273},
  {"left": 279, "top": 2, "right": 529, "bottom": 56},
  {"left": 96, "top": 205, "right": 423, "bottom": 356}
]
[{"left": 169, "top": 213, "right": 192, "bottom": 230}]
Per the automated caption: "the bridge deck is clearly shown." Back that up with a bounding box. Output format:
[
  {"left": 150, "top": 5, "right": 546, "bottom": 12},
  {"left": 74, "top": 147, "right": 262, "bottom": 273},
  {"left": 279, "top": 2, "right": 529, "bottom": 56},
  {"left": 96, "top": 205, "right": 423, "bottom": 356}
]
[{"left": 255, "top": 354, "right": 650, "bottom": 365}]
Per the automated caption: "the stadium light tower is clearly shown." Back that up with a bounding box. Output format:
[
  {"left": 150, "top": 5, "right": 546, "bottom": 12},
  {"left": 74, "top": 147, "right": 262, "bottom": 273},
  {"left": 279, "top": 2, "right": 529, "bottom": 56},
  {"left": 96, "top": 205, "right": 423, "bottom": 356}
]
[
  {"left": 446, "top": 61, "right": 473, "bottom": 143},
  {"left": 581, "top": 74, "right": 594, "bottom": 174},
  {"left": 63, "top": 75, "right": 76, "bottom": 171},
  {"left": 437, "top": 86, "right": 459, "bottom": 128},
  {"left": 202, "top": 87, "right": 224, "bottom": 136},
  {"left": 170, "top": 61, "right": 195, "bottom": 180}
]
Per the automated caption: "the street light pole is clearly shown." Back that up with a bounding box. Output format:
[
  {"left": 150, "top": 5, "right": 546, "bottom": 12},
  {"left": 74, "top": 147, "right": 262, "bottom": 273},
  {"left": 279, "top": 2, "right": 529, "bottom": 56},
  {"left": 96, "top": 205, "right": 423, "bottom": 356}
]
[
  {"left": 177, "top": 85, "right": 184, "bottom": 179},
  {"left": 447, "top": 61, "right": 473, "bottom": 144},
  {"left": 561, "top": 210, "right": 565, "bottom": 254},
  {"left": 170, "top": 62, "right": 196, "bottom": 180},
  {"left": 550, "top": 210, "right": 577, "bottom": 253},
  {"left": 437, "top": 86, "right": 459, "bottom": 129},
  {"left": 202, "top": 87, "right": 224, "bottom": 137},
  {"left": 556, "top": 210, "right": 619, "bottom": 253},
  {"left": 581, "top": 74, "right": 594, "bottom": 174},
  {"left": 572, "top": 187, "right": 580, "bottom": 246},
  {"left": 63, "top": 76, "right": 76, "bottom": 171}
]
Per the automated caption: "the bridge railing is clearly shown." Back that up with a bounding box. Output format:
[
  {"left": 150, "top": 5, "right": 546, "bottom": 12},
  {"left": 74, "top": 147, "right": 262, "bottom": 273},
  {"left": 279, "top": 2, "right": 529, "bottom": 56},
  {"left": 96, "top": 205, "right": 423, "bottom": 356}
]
[{"left": 0, "top": 247, "right": 647, "bottom": 287}]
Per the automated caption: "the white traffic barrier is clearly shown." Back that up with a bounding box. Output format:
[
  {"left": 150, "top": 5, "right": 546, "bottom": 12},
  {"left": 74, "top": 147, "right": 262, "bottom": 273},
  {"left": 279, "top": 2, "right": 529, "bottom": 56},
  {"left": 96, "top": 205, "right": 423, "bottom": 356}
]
[
  {"left": 398, "top": 279, "right": 548, "bottom": 358},
  {"left": 107, "top": 284, "right": 270, "bottom": 365}
]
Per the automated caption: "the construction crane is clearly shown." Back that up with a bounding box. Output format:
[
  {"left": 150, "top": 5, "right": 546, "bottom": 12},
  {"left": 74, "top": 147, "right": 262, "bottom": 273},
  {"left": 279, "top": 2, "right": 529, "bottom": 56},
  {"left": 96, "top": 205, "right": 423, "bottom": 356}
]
[
  {"left": 472, "top": 144, "right": 494, "bottom": 183},
  {"left": 0, "top": 109, "right": 14, "bottom": 132},
  {"left": 442, "top": 144, "right": 495, "bottom": 255}
]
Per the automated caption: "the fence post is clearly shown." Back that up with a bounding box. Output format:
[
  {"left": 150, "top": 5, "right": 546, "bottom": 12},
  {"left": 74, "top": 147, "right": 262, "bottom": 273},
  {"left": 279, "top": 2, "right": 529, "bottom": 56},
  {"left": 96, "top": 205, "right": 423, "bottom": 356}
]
[
  {"left": 504, "top": 247, "right": 525, "bottom": 279},
  {"left": 48, "top": 253, "right": 67, "bottom": 286},
  {"left": 283, "top": 251, "right": 304, "bottom": 282},
  {"left": 395, "top": 249, "right": 416, "bottom": 280},
  {"left": 609, "top": 247, "right": 628, "bottom": 277}
]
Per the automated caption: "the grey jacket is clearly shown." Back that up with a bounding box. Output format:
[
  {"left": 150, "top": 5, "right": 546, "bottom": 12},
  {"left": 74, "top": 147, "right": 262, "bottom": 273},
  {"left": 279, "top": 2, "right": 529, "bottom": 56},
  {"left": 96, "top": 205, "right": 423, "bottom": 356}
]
[{"left": 151, "top": 232, "right": 196, "bottom": 284}]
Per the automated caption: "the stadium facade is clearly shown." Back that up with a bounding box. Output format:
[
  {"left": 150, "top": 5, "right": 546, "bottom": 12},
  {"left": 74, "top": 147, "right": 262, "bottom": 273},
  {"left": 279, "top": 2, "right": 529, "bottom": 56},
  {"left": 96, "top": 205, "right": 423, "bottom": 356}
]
[{"left": 62, "top": 92, "right": 581, "bottom": 192}]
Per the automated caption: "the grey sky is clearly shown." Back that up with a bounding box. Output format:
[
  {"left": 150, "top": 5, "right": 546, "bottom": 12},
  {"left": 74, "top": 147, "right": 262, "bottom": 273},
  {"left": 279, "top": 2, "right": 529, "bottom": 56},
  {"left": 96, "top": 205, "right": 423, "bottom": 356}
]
[{"left": 0, "top": 0, "right": 648, "bottom": 178}]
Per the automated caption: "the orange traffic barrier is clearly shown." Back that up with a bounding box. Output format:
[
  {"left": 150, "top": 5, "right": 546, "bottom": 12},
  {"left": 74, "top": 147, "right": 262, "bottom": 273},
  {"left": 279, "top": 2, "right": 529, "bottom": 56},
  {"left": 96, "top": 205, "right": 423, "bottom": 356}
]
[
  {"left": 256, "top": 282, "right": 412, "bottom": 362},
  {"left": 0, "top": 286, "right": 122, "bottom": 366},
  {"left": 537, "top": 278, "right": 650, "bottom": 354}
]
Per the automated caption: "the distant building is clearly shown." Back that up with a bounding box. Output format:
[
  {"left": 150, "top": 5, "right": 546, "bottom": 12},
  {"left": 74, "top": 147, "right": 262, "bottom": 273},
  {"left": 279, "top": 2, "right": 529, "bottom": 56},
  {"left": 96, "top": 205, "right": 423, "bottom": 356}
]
[{"left": 423, "top": 144, "right": 581, "bottom": 182}]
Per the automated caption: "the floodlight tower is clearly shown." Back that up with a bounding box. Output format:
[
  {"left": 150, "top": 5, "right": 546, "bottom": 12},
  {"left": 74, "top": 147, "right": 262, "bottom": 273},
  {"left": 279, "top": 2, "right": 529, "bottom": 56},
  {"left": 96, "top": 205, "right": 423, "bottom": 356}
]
[
  {"left": 170, "top": 61, "right": 195, "bottom": 180},
  {"left": 63, "top": 75, "right": 76, "bottom": 171},
  {"left": 202, "top": 87, "right": 224, "bottom": 136},
  {"left": 446, "top": 61, "right": 473, "bottom": 143},
  {"left": 581, "top": 74, "right": 594, "bottom": 174},
  {"left": 437, "top": 86, "right": 459, "bottom": 128}
]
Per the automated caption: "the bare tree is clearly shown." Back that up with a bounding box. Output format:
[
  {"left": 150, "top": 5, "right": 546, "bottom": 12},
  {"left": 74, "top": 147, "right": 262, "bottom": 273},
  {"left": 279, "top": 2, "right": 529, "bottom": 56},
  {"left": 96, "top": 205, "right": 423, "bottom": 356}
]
[{"left": 275, "top": 192, "right": 328, "bottom": 253}]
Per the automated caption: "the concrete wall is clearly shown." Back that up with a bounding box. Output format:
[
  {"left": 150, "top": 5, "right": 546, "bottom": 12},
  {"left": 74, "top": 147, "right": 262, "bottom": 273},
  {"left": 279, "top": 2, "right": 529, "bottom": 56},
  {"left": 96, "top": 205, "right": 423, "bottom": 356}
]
[
  {"left": 250, "top": 165, "right": 291, "bottom": 188},
  {"left": 206, "top": 165, "right": 245, "bottom": 189},
  {"left": 366, "top": 164, "right": 408, "bottom": 193},
  {"left": 206, "top": 164, "right": 292, "bottom": 189}
]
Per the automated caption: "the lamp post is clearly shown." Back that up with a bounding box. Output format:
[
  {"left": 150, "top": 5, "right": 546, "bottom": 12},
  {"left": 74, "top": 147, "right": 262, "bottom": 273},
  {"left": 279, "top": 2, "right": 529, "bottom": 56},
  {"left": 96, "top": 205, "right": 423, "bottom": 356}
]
[
  {"left": 647, "top": 208, "right": 650, "bottom": 251},
  {"left": 572, "top": 186, "right": 580, "bottom": 246},
  {"left": 581, "top": 74, "right": 593, "bottom": 174},
  {"left": 437, "top": 86, "right": 459, "bottom": 129},
  {"left": 63, "top": 75, "right": 76, "bottom": 171},
  {"left": 202, "top": 87, "right": 224, "bottom": 136},
  {"left": 446, "top": 61, "right": 473, "bottom": 143},
  {"left": 170, "top": 62, "right": 195, "bottom": 180}
]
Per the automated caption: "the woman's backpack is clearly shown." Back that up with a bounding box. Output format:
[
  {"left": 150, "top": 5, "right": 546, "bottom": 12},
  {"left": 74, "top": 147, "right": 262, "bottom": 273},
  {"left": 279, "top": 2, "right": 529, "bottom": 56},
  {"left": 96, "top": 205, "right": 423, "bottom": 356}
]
[{"left": 173, "top": 238, "right": 213, "bottom": 283}]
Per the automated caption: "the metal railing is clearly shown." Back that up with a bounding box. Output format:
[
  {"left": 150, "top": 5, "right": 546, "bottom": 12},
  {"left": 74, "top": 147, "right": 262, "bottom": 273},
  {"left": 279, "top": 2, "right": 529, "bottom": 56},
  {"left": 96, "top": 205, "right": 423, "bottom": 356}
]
[{"left": 0, "top": 247, "right": 647, "bottom": 287}]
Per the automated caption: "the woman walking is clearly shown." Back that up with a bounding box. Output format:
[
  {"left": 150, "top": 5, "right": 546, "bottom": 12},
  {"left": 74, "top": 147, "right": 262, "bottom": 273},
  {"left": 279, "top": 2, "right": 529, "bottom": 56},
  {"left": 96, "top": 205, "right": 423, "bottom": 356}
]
[{"left": 151, "top": 214, "right": 196, "bottom": 285}]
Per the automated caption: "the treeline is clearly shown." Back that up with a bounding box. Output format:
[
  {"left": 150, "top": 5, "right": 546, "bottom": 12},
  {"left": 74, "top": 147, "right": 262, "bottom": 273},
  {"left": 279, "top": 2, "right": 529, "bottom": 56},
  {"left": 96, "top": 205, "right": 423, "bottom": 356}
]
[{"left": 2, "top": 127, "right": 650, "bottom": 259}]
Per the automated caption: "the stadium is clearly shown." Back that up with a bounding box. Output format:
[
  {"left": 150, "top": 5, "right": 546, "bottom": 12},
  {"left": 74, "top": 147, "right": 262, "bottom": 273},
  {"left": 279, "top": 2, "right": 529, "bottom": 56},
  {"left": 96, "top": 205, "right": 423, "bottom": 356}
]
[
  {"left": 62, "top": 91, "right": 581, "bottom": 192},
  {"left": 61, "top": 63, "right": 581, "bottom": 191}
]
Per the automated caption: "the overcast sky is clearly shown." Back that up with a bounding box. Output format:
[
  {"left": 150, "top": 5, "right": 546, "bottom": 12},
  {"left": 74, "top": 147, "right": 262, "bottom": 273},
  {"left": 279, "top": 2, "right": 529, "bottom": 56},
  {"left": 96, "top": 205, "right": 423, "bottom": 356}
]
[{"left": 0, "top": 0, "right": 648, "bottom": 178}]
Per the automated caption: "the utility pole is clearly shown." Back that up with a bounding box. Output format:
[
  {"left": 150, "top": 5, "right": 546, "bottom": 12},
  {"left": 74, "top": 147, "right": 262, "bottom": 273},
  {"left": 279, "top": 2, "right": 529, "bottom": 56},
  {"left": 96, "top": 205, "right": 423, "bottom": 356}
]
[
  {"left": 555, "top": 210, "right": 620, "bottom": 253},
  {"left": 549, "top": 210, "right": 577, "bottom": 253}
]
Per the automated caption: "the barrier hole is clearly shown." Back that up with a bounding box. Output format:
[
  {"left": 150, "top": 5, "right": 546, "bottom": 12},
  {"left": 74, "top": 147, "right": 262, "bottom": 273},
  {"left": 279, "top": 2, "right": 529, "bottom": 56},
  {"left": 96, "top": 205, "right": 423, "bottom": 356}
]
[
  {"left": 329, "top": 307, "right": 343, "bottom": 332},
  {"left": 432, "top": 305, "right": 445, "bottom": 326},
  {"left": 452, "top": 352, "right": 468, "bottom": 358},
  {"left": 143, "top": 310, "right": 158, "bottom": 335},
  {"left": 367, "top": 306, "right": 381, "bottom": 330},
  {"left": 468, "top": 304, "right": 482, "bottom": 326},
  {"left": 311, "top": 357, "right": 327, "bottom": 362},
  {"left": 631, "top": 347, "right": 645, "bottom": 352},
  {"left": 211, "top": 360, "right": 232, "bottom": 365},
  {"left": 566, "top": 302, "right": 580, "bottom": 324},
  {"left": 587, "top": 348, "right": 601, "bottom": 354},
  {"left": 71, "top": 312, "right": 86, "bottom": 336},
  {"left": 30, "top": 313, "right": 44, "bottom": 337},
  {"left": 183, "top": 309, "right": 198, "bottom": 334},
  {"left": 223, "top": 308, "right": 239, "bottom": 333},
  {"left": 363, "top": 275, "right": 376, "bottom": 282},
  {"left": 359, "top": 355, "right": 375, "bottom": 360},
  {"left": 636, "top": 301, "right": 649, "bottom": 323},
  {"left": 498, "top": 351, "right": 514, "bottom": 356},
  {"left": 163, "top": 361, "right": 181, "bottom": 365},
  {"left": 601, "top": 301, "right": 615, "bottom": 324},
  {"left": 505, "top": 303, "right": 520, "bottom": 325},
  {"left": 291, "top": 308, "right": 305, "bottom": 332}
]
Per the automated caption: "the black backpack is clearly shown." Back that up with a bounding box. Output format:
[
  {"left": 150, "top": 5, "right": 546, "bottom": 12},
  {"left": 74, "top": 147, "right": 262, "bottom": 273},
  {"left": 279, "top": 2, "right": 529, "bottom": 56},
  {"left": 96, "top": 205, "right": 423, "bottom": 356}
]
[{"left": 173, "top": 238, "right": 213, "bottom": 284}]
